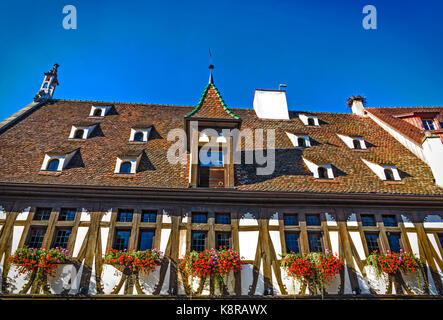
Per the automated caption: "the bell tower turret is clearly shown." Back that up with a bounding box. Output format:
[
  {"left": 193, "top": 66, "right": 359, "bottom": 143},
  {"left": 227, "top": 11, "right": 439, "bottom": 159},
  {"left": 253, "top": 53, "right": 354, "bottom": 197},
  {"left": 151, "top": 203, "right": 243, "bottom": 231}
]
[{"left": 34, "top": 63, "right": 59, "bottom": 102}]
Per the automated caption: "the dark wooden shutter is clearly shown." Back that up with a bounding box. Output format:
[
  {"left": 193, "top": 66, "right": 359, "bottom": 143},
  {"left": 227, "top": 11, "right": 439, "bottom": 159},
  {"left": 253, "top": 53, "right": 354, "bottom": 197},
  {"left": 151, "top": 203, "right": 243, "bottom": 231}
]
[{"left": 198, "top": 167, "right": 225, "bottom": 188}]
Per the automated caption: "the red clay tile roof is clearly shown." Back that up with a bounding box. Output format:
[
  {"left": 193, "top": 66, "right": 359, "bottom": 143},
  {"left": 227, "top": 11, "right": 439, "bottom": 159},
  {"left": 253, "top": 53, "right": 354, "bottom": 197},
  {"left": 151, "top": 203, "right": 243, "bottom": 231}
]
[
  {"left": 0, "top": 100, "right": 442, "bottom": 195},
  {"left": 366, "top": 107, "right": 443, "bottom": 144},
  {"left": 185, "top": 84, "right": 240, "bottom": 120}
]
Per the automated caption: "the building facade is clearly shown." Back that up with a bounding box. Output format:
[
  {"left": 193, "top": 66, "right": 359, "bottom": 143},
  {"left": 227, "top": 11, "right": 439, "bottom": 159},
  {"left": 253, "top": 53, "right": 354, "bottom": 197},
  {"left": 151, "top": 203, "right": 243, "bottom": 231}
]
[{"left": 0, "top": 65, "right": 442, "bottom": 298}]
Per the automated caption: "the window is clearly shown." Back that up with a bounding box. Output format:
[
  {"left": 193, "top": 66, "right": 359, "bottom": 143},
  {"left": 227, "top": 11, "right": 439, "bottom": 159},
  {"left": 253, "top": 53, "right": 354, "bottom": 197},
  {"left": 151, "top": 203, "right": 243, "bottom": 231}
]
[
  {"left": 382, "top": 215, "right": 397, "bottom": 227},
  {"left": 26, "top": 227, "right": 46, "bottom": 248},
  {"left": 364, "top": 233, "right": 379, "bottom": 253},
  {"left": 119, "top": 162, "right": 132, "bottom": 174},
  {"left": 285, "top": 233, "right": 300, "bottom": 254},
  {"left": 192, "top": 212, "right": 207, "bottom": 224},
  {"left": 361, "top": 214, "right": 376, "bottom": 227},
  {"left": 215, "top": 213, "right": 230, "bottom": 224},
  {"left": 93, "top": 108, "right": 103, "bottom": 117},
  {"left": 307, "top": 118, "right": 315, "bottom": 126},
  {"left": 34, "top": 208, "right": 51, "bottom": 221},
  {"left": 199, "top": 150, "right": 223, "bottom": 167},
  {"left": 384, "top": 168, "right": 394, "bottom": 181},
  {"left": 191, "top": 232, "right": 206, "bottom": 252},
  {"left": 308, "top": 233, "right": 322, "bottom": 252},
  {"left": 306, "top": 214, "right": 320, "bottom": 226},
  {"left": 74, "top": 129, "right": 84, "bottom": 139},
  {"left": 283, "top": 214, "right": 298, "bottom": 226},
  {"left": 47, "top": 159, "right": 60, "bottom": 171},
  {"left": 113, "top": 229, "right": 131, "bottom": 250},
  {"left": 438, "top": 234, "right": 443, "bottom": 250},
  {"left": 318, "top": 167, "right": 328, "bottom": 179},
  {"left": 297, "top": 137, "right": 306, "bottom": 147},
  {"left": 52, "top": 228, "right": 72, "bottom": 248},
  {"left": 117, "top": 209, "right": 133, "bottom": 222},
  {"left": 133, "top": 131, "right": 144, "bottom": 142},
  {"left": 138, "top": 230, "right": 154, "bottom": 251},
  {"left": 141, "top": 210, "right": 157, "bottom": 223},
  {"left": 422, "top": 119, "right": 435, "bottom": 131},
  {"left": 215, "top": 232, "right": 231, "bottom": 249},
  {"left": 387, "top": 233, "right": 401, "bottom": 253},
  {"left": 353, "top": 139, "right": 361, "bottom": 149},
  {"left": 59, "top": 208, "right": 76, "bottom": 221}
]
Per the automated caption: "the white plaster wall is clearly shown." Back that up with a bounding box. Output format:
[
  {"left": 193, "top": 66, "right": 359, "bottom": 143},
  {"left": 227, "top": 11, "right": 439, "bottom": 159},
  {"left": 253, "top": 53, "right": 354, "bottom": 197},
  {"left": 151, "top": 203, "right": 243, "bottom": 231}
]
[
  {"left": 325, "top": 212, "right": 337, "bottom": 227},
  {"left": 364, "top": 265, "right": 389, "bottom": 294},
  {"left": 0, "top": 206, "right": 6, "bottom": 220},
  {"left": 16, "top": 207, "right": 30, "bottom": 221},
  {"left": 241, "top": 264, "right": 254, "bottom": 295},
  {"left": 427, "top": 233, "right": 442, "bottom": 260},
  {"left": 239, "top": 231, "right": 259, "bottom": 260},
  {"left": 114, "top": 157, "right": 138, "bottom": 174},
  {"left": 73, "top": 227, "right": 88, "bottom": 257},
  {"left": 349, "top": 231, "right": 366, "bottom": 259},
  {"left": 281, "top": 268, "right": 303, "bottom": 295},
  {"left": 100, "top": 227, "right": 109, "bottom": 255},
  {"left": 269, "top": 230, "right": 282, "bottom": 257},
  {"left": 269, "top": 212, "right": 279, "bottom": 226},
  {"left": 407, "top": 232, "right": 420, "bottom": 257},
  {"left": 129, "top": 127, "right": 151, "bottom": 142},
  {"left": 239, "top": 212, "right": 258, "bottom": 226},
  {"left": 361, "top": 159, "right": 401, "bottom": 181},
  {"left": 423, "top": 215, "right": 443, "bottom": 229},
  {"left": 299, "top": 114, "right": 319, "bottom": 126},
  {"left": 303, "top": 158, "right": 333, "bottom": 178},
  {"left": 329, "top": 231, "right": 340, "bottom": 255},
  {"left": 101, "top": 209, "right": 112, "bottom": 222},
  {"left": 422, "top": 135, "right": 443, "bottom": 187},
  {"left": 178, "top": 229, "right": 187, "bottom": 258},
  {"left": 6, "top": 267, "right": 29, "bottom": 293},
  {"left": 347, "top": 213, "right": 358, "bottom": 227},
  {"left": 162, "top": 210, "right": 171, "bottom": 224},
  {"left": 101, "top": 264, "right": 123, "bottom": 294},
  {"left": 138, "top": 265, "right": 162, "bottom": 294},
  {"left": 401, "top": 215, "right": 414, "bottom": 228},
  {"left": 48, "top": 264, "right": 77, "bottom": 294},
  {"left": 80, "top": 208, "right": 90, "bottom": 222},
  {"left": 11, "top": 226, "right": 24, "bottom": 252},
  {"left": 159, "top": 228, "right": 170, "bottom": 253}
]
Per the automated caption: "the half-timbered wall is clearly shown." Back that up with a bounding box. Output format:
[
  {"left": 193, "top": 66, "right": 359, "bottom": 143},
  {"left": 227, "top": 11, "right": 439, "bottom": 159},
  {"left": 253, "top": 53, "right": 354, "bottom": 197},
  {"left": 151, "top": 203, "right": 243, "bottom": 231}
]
[{"left": 1, "top": 200, "right": 442, "bottom": 297}]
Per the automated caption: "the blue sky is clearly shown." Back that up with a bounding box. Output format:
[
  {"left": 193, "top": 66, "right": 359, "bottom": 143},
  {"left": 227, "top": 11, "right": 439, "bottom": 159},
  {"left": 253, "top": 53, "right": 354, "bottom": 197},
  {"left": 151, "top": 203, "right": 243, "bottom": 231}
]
[{"left": 0, "top": 0, "right": 442, "bottom": 121}]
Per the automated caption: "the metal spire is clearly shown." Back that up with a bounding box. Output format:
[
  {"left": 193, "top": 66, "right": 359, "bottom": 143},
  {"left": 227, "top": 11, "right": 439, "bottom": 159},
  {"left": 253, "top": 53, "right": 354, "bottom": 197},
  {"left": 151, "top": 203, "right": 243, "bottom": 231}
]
[{"left": 208, "top": 48, "right": 214, "bottom": 84}]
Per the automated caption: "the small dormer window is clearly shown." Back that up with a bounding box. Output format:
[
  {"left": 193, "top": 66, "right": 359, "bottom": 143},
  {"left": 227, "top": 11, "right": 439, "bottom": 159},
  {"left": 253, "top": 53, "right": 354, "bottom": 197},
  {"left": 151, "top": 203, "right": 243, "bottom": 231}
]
[
  {"left": 286, "top": 132, "right": 311, "bottom": 148},
  {"left": 129, "top": 127, "right": 151, "bottom": 143},
  {"left": 114, "top": 152, "right": 142, "bottom": 175},
  {"left": 297, "top": 137, "right": 306, "bottom": 147},
  {"left": 353, "top": 139, "right": 361, "bottom": 149},
  {"left": 89, "top": 106, "right": 111, "bottom": 118},
  {"left": 299, "top": 114, "right": 319, "bottom": 126},
  {"left": 337, "top": 134, "right": 366, "bottom": 150},
  {"left": 318, "top": 167, "right": 328, "bottom": 179},
  {"left": 74, "top": 129, "right": 85, "bottom": 139},
  {"left": 120, "top": 162, "right": 132, "bottom": 174},
  {"left": 422, "top": 119, "right": 435, "bottom": 131},
  {"left": 47, "top": 159, "right": 60, "bottom": 171},
  {"left": 133, "top": 132, "right": 144, "bottom": 142},
  {"left": 384, "top": 168, "right": 394, "bottom": 181}
]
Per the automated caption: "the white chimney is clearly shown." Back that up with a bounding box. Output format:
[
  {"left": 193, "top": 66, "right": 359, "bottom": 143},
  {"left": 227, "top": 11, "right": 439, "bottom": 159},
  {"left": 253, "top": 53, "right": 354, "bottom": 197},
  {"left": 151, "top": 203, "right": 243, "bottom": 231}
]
[
  {"left": 347, "top": 96, "right": 367, "bottom": 117},
  {"left": 422, "top": 132, "right": 443, "bottom": 188},
  {"left": 253, "top": 89, "right": 289, "bottom": 120}
]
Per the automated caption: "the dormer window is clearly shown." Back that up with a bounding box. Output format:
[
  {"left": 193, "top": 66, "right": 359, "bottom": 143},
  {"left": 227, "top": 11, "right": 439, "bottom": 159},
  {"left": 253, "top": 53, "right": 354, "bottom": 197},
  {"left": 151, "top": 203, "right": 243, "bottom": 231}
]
[
  {"left": 318, "top": 167, "right": 328, "bottom": 179},
  {"left": 303, "top": 157, "right": 334, "bottom": 180},
  {"left": 361, "top": 158, "right": 402, "bottom": 182},
  {"left": 337, "top": 134, "right": 367, "bottom": 150},
  {"left": 40, "top": 149, "right": 77, "bottom": 173},
  {"left": 119, "top": 161, "right": 132, "bottom": 174},
  {"left": 299, "top": 114, "right": 319, "bottom": 126},
  {"left": 74, "top": 129, "right": 84, "bottom": 139},
  {"left": 129, "top": 126, "right": 151, "bottom": 143},
  {"left": 286, "top": 132, "right": 311, "bottom": 148},
  {"left": 89, "top": 106, "right": 111, "bottom": 118},
  {"left": 422, "top": 119, "right": 435, "bottom": 131},
  {"left": 47, "top": 159, "right": 60, "bottom": 171},
  {"left": 384, "top": 168, "right": 394, "bottom": 181},
  {"left": 68, "top": 124, "right": 97, "bottom": 140},
  {"left": 114, "top": 151, "right": 143, "bottom": 175}
]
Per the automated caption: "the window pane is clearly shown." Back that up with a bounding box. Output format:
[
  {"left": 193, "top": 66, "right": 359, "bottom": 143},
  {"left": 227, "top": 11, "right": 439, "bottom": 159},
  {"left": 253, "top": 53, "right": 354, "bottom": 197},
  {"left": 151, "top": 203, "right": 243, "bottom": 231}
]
[
  {"left": 215, "top": 232, "right": 231, "bottom": 249},
  {"left": 285, "top": 233, "right": 300, "bottom": 254},
  {"left": 361, "top": 215, "right": 376, "bottom": 227},
  {"left": 59, "top": 208, "right": 76, "bottom": 221},
  {"left": 191, "top": 232, "right": 206, "bottom": 252},
  {"left": 34, "top": 208, "right": 51, "bottom": 220},
  {"left": 199, "top": 150, "right": 223, "bottom": 167},
  {"left": 117, "top": 210, "right": 133, "bottom": 222},
  {"left": 215, "top": 213, "right": 230, "bottom": 224},
  {"left": 382, "top": 215, "right": 397, "bottom": 227},
  {"left": 308, "top": 233, "right": 322, "bottom": 252},
  {"left": 138, "top": 231, "right": 154, "bottom": 251},
  {"left": 388, "top": 234, "right": 401, "bottom": 253},
  {"left": 134, "top": 132, "right": 144, "bottom": 142},
  {"left": 439, "top": 234, "right": 443, "bottom": 250},
  {"left": 113, "top": 230, "right": 131, "bottom": 250},
  {"left": 47, "top": 159, "right": 59, "bottom": 171},
  {"left": 141, "top": 210, "right": 157, "bottom": 223},
  {"left": 192, "top": 213, "right": 207, "bottom": 224},
  {"left": 365, "top": 233, "right": 379, "bottom": 253},
  {"left": 52, "top": 228, "right": 72, "bottom": 248},
  {"left": 422, "top": 120, "right": 435, "bottom": 131},
  {"left": 283, "top": 214, "right": 298, "bottom": 226},
  {"left": 120, "top": 162, "right": 132, "bottom": 173},
  {"left": 306, "top": 214, "right": 320, "bottom": 226},
  {"left": 26, "top": 228, "right": 46, "bottom": 248}
]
